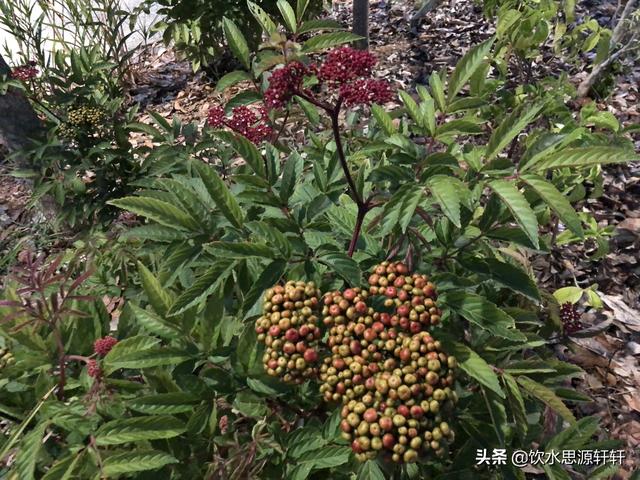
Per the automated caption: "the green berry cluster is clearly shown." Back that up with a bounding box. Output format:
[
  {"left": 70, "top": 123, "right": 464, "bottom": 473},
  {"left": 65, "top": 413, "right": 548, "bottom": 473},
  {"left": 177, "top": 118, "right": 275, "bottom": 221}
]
[
  {"left": 0, "top": 347, "right": 15, "bottom": 370},
  {"left": 319, "top": 261, "right": 457, "bottom": 463},
  {"left": 58, "top": 105, "right": 108, "bottom": 140},
  {"left": 255, "top": 281, "right": 322, "bottom": 384}
]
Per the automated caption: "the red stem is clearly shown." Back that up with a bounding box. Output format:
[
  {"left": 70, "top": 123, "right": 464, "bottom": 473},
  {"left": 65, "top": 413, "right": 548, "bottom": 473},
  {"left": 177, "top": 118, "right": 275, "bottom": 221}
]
[{"left": 348, "top": 205, "right": 367, "bottom": 257}]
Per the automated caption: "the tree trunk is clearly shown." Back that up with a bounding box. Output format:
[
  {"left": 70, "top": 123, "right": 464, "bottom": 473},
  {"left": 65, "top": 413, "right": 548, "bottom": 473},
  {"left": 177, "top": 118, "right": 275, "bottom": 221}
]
[
  {"left": 0, "top": 55, "right": 42, "bottom": 160},
  {"left": 353, "top": 0, "right": 369, "bottom": 50}
]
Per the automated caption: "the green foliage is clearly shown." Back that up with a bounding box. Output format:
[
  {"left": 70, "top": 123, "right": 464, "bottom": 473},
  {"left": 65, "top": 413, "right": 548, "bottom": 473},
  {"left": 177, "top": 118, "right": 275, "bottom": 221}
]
[{"left": 1, "top": 1, "right": 638, "bottom": 478}]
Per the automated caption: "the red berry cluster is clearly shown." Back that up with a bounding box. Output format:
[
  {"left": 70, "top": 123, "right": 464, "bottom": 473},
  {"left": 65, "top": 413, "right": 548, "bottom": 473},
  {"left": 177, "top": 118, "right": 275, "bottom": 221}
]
[
  {"left": 87, "top": 359, "right": 102, "bottom": 378},
  {"left": 340, "top": 79, "right": 395, "bottom": 107},
  {"left": 263, "top": 47, "right": 394, "bottom": 110},
  {"left": 264, "top": 61, "right": 310, "bottom": 109},
  {"left": 256, "top": 281, "right": 323, "bottom": 384},
  {"left": 93, "top": 336, "right": 118, "bottom": 356},
  {"left": 319, "top": 47, "right": 377, "bottom": 83},
  {"left": 11, "top": 62, "right": 38, "bottom": 81},
  {"left": 560, "top": 302, "right": 582, "bottom": 334},
  {"left": 207, "top": 105, "right": 273, "bottom": 144}
]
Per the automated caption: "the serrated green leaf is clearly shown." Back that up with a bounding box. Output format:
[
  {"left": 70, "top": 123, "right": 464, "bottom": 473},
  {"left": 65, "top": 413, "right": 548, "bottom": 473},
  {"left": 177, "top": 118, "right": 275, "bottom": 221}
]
[
  {"left": 168, "top": 259, "right": 236, "bottom": 315},
  {"left": 371, "top": 104, "right": 396, "bottom": 135},
  {"left": 243, "top": 259, "right": 287, "bottom": 314},
  {"left": 520, "top": 174, "right": 584, "bottom": 238},
  {"left": 357, "top": 460, "right": 385, "bottom": 480},
  {"left": 429, "top": 72, "right": 446, "bottom": 112},
  {"left": 105, "top": 347, "right": 193, "bottom": 371},
  {"left": 298, "top": 19, "right": 343, "bottom": 34},
  {"left": 137, "top": 262, "right": 173, "bottom": 317},
  {"left": 443, "top": 291, "right": 527, "bottom": 341},
  {"left": 193, "top": 161, "right": 244, "bottom": 228},
  {"left": 547, "top": 416, "right": 598, "bottom": 451},
  {"left": 103, "top": 450, "right": 178, "bottom": 475},
  {"left": 320, "top": 252, "right": 362, "bottom": 286},
  {"left": 95, "top": 416, "right": 186, "bottom": 446},
  {"left": 516, "top": 376, "right": 576, "bottom": 424},
  {"left": 287, "top": 428, "right": 328, "bottom": 458},
  {"left": 277, "top": 0, "right": 297, "bottom": 32},
  {"left": 281, "top": 152, "right": 303, "bottom": 203},
  {"left": 247, "top": 1, "right": 278, "bottom": 35},
  {"left": 209, "top": 241, "right": 275, "bottom": 258},
  {"left": 485, "top": 104, "right": 543, "bottom": 161},
  {"left": 129, "top": 304, "right": 182, "bottom": 340},
  {"left": 215, "top": 70, "right": 251, "bottom": 92},
  {"left": 214, "top": 130, "right": 265, "bottom": 177},
  {"left": 296, "top": 445, "right": 351, "bottom": 469},
  {"left": 524, "top": 147, "right": 639, "bottom": 171},
  {"left": 502, "top": 373, "right": 528, "bottom": 441},
  {"left": 428, "top": 175, "right": 462, "bottom": 227},
  {"left": 129, "top": 393, "right": 200, "bottom": 414},
  {"left": 301, "top": 32, "right": 363, "bottom": 52},
  {"left": 108, "top": 197, "right": 199, "bottom": 231},
  {"left": 15, "top": 421, "right": 48, "bottom": 480},
  {"left": 553, "top": 286, "right": 583, "bottom": 304},
  {"left": 296, "top": 0, "right": 310, "bottom": 19},
  {"left": 459, "top": 257, "right": 540, "bottom": 302},
  {"left": 488, "top": 180, "right": 539, "bottom": 248},
  {"left": 223, "top": 17, "right": 250, "bottom": 69},
  {"left": 451, "top": 343, "right": 504, "bottom": 397},
  {"left": 103, "top": 335, "right": 161, "bottom": 367},
  {"left": 448, "top": 37, "right": 495, "bottom": 101},
  {"left": 399, "top": 91, "right": 423, "bottom": 127}
]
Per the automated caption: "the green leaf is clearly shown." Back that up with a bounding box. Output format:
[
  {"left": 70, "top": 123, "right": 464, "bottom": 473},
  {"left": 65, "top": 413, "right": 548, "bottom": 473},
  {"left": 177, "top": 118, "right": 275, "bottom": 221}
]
[
  {"left": 223, "top": 17, "right": 250, "bottom": 69},
  {"left": 247, "top": 1, "right": 278, "bottom": 35},
  {"left": 288, "top": 428, "right": 328, "bottom": 458},
  {"left": 427, "top": 175, "right": 462, "bottom": 227},
  {"left": 546, "top": 416, "right": 598, "bottom": 451},
  {"left": 296, "top": 445, "right": 352, "bottom": 469},
  {"left": 399, "top": 91, "right": 423, "bottom": 127},
  {"left": 215, "top": 70, "right": 251, "bottom": 92},
  {"left": 524, "top": 147, "right": 639, "bottom": 171},
  {"left": 502, "top": 373, "right": 528, "bottom": 441},
  {"left": 319, "top": 252, "right": 362, "bottom": 286},
  {"left": 129, "top": 304, "right": 182, "bottom": 340},
  {"left": 41, "top": 453, "right": 83, "bottom": 480},
  {"left": 357, "top": 460, "right": 385, "bottom": 480},
  {"left": 371, "top": 104, "right": 396, "bottom": 135},
  {"left": 214, "top": 130, "right": 265, "bottom": 177},
  {"left": 129, "top": 393, "right": 200, "bottom": 415},
  {"left": 553, "top": 286, "right": 583, "bottom": 304},
  {"left": 451, "top": 343, "right": 504, "bottom": 397},
  {"left": 459, "top": 257, "right": 540, "bottom": 302},
  {"left": 448, "top": 37, "right": 495, "bottom": 101},
  {"left": 15, "top": 421, "right": 48, "bottom": 480},
  {"left": 298, "top": 19, "right": 343, "bottom": 34},
  {"left": 105, "top": 347, "right": 193, "bottom": 371},
  {"left": 208, "top": 241, "right": 275, "bottom": 258},
  {"left": 516, "top": 376, "right": 576, "bottom": 424},
  {"left": 243, "top": 259, "right": 287, "bottom": 314},
  {"left": 301, "top": 32, "right": 364, "bottom": 52},
  {"left": 108, "top": 197, "right": 199, "bottom": 231},
  {"left": 485, "top": 104, "right": 543, "bottom": 161},
  {"left": 520, "top": 174, "right": 584, "bottom": 238},
  {"left": 488, "top": 180, "right": 539, "bottom": 249},
  {"left": 280, "top": 152, "right": 303, "bottom": 203},
  {"left": 277, "top": 0, "right": 297, "bottom": 32},
  {"left": 137, "top": 262, "right": 173, "bottom": 317},
  {"left": 103, "top": 450, "right": 178, "bottom": 475},
  {"left": 95, "top": 416, "right": 186, "bottom": 446},
  {"left": 443, "top": 291, "right": 527, "bottom": 341},
  {"left": 193, "top": 161, "right": 244, "bottom": 228},
  {"left": 168, "top": 259, "right": 236, "bottom": 315},
  {"left": 429, "top": 72, "right": 447, "bottom": 112},
  {"left": 232, "top": 390, "right": 268, "bottom": 417},
  {"left": 296, "top": 0, "right": 310, "bottom": 19}
]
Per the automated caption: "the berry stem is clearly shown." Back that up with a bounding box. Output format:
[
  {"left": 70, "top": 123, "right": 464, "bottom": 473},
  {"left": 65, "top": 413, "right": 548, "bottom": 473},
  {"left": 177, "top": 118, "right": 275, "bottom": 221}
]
[
  {"left": 348, "top": 204, "right": 368, "bottom": 257},
  {"left": 329, "top": 106, "right": 364, "bottom": 207}
]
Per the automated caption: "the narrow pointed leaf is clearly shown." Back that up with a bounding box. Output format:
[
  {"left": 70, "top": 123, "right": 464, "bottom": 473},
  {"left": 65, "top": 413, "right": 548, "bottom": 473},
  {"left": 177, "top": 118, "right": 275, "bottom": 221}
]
[
  {"left": 108, "top": 197, "right": 199, "bottom": 231},
  {"left": 448, "top": 37, "right": 494, "bottom": 101},
  {"left": 193, "top": 161, "right": 244, "bottom": 228},
  {"left": 488, "top": 180, "right": 539, "bottom": 248},
  {"left": 95, "top": 416, "right": 186, "bottom": 445},
  {"left": 103, "top": 450, "right": 178, "bottom": 475},
  {"left": 222, "top": 17, "right": 250, "bottom": 69},
  {"left": 516, "top": 376, "right": 576, "bottom": 424},
  {"left": 485, "top": 104, "right": 543, "bottom": 161}
]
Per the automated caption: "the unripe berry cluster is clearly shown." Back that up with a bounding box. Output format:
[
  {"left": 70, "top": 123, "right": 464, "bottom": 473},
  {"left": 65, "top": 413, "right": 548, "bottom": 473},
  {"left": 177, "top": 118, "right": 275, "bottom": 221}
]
[
  {"left": 11, "top": 62, "right": 38, "bottom": 81},
  {"left": 59, "top": 105, "right": 109, "bottom": 140},
  {"left": 0, "top": 346, "right": 15, "bottom": 370},
  {"left": 256, "top": 281, "right": 323, "bottom": 384},
  {"left": 207, "top": 105, "right": 273, "bottom": 144},
  {"left": 560, "top": 302, "right": 582, "bottom": 334},
  {"left": 319, "top": 262, "right": 457, "bottom": 463}
]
